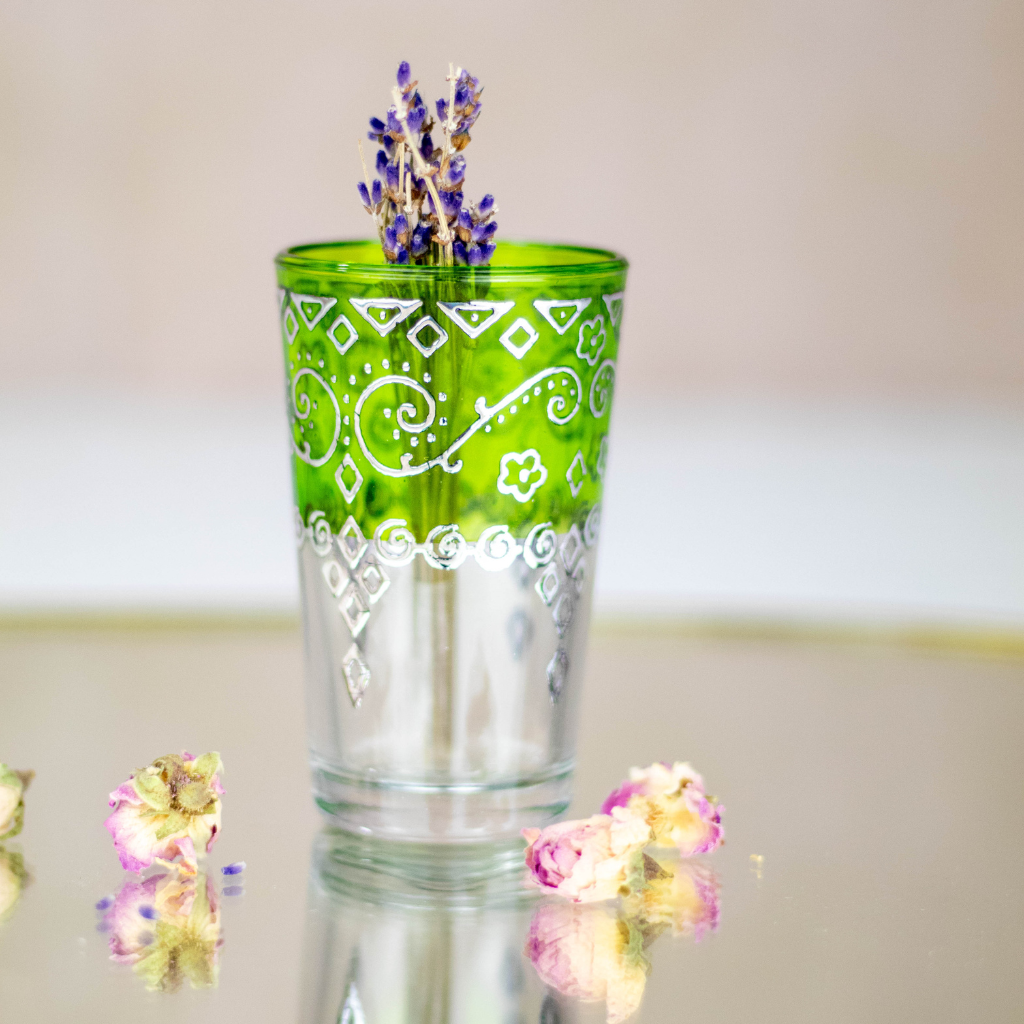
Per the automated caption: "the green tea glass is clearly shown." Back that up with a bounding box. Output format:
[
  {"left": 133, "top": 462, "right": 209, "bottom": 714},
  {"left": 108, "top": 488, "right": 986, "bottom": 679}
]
[{"left": 275, "top": 240, "right": 628, "bottom": 841}]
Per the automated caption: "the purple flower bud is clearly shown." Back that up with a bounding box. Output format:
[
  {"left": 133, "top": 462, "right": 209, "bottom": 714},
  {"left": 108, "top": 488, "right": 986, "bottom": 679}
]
[
  {"left": 442, "top": 155, "right": 466, "bottom": 189},
  {"left": 139, "top": 905, "right": 158, "bottom": 921},
  {"left": 386, "top": 108, "right": 403, "bottom": 135},
  {"left": 383, "top": 136, "right": 395, "bottom": 158},
  {"left": 397, "top": 61, "right": 411, "bottom": 88},
  {"left": 466, "top": 244, "right": 486, "bottom": 266},
  {"left": 371, "top": 180, "right": 382, "bottom": 205},
  {"left": 95, "top": 896, "right": 114, "bottom": 911},
  {"left": 395, "top": 246, "right": 410, "bottom": 265},
  {"left": 223, "top": 885, "right": 245, "bottom": 897},
  {"left": 454, "top": 85, "right": 470, "bottom": 108},
  {"left": 369, "top": 116, "right": 386, "bottom": 134},
  {"left": 375, "top": 149, "right": 388, "bottom": 176},
  {"left": 478, "top": 193, "right": 495, "bottom": 215},
  {"left": 407, "top": 106, "right": 426, "bottom": 133},
  {"left": 478, "top": 241, "right": 496, "bottom": 263},
  {"left": 386, "top": 163, "right": 400, "bottom": 192},
  {"left": 436, "top": 98, "right": 448, "bottom": 121},
  {"left": 394, "top": 213, "right": 409, "bottom": 244},
  {"left": 453, "top": 240, "right": 468, "bottom": 265},
  {"left": 458, "top": 209, "right": 473, "bottom": 232},
  {"left": 384, "top": 225, "right": 397, "bottom": 251},
  {"left": 221, "top": 861, "right": 246, "bottom": 876},
  {"left": 411, "top": 223, "right": 431, "bottom": 257},
  {"left": 439, "top": 190, "right": 463, "bottom": 217},
  {"left": 357, "top": 182, "right": 370, "bottom": 206},
  {"left": 420, "top": 134, "right": 434, "bottom": 161}
]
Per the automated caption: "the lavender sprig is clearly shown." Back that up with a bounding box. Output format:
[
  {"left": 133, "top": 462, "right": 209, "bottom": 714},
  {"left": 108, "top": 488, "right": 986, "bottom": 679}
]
[{"left": 355, "top": 62, "right": 497, "bottom": 267}]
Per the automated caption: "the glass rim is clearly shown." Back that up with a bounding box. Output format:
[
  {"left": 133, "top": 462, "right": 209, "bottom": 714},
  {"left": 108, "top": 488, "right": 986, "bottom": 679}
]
[{"left": 275, "top": 238, "right": 628, "bottom": 280}]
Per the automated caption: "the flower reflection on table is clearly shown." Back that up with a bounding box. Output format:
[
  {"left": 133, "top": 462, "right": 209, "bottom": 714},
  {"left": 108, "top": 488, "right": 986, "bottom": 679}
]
[
  {"left": 525, "top": 856, "right": 722, "bottom": 1024},
  {"left": 103, "top": 870, "right": 223, "bottom": 992}
]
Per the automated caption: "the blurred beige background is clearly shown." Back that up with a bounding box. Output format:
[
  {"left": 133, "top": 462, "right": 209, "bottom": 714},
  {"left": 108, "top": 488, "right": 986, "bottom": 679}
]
[
  {"left": 2, "top": 0, "right": 1023, "bottom": 404},
  {"left": 3, "top": 0, "right": 1024, "bottom": 624}
]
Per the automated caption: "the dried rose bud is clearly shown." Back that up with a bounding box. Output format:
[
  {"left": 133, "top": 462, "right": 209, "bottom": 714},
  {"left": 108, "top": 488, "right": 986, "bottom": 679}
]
[
  {"left": 602, "top": 762, "right": 724, "bottom": 857},
  {"left": 522, "top": 809, "right": 652, "bottom": 903},
  {"left": 105, "top": 752, "right": 224, "bottom": 875}
]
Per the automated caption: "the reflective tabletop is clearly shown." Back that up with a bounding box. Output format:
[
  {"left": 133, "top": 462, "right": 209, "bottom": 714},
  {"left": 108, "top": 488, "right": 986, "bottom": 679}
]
[{"left": 2, "top": 622, "right": 1022, "bottom": 1021}]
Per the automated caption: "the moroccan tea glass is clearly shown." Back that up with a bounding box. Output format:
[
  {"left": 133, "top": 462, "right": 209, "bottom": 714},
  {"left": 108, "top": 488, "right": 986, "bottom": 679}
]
[{"left": 275, "top": 240, "right": 628, "bottom": 842}]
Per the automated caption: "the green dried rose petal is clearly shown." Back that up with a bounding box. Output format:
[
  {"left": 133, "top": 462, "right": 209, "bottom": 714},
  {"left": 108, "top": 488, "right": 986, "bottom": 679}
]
[
  {"left": 155, "top": 811, "right": 189, "bottom": 841},
  {"left": 133, "top": 772, "right": 172, "bottom": 811},
  {"left": 189, "top": 752, "right": 221, "bottom": 783}
]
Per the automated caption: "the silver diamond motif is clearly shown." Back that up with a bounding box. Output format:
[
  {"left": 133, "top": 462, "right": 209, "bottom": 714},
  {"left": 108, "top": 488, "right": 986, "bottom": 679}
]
[
  {"left": 535, "top": 563, "right": 560, "bottom": 606},
  {"left": 335, "top": 455, "right": 363, "bottom": 503},
  {"left": 338, "top": 580, "right": 371, "bottom": 637},
  {"left": 547, "top": 648, "right": 569, "bottom": 702},
  {"left": 571, "top": 556, "right": 587, "bottom": 596},
  {"left": 405, "top": 314, "right": 449, "bottom": 357},
  {"left": 551, "top": 591, "right": 575, "bottom": 636},
  {"left": 337, "top": 515, "right": 368, "bottom": 569},
  {"left": 321, "top": 559, "right": 347, "bottom": 597},
  {"left": 559, "top": 524, "right": 584, "bottom": 573},
  {"left": 341, "top": 645, "right": 371, "bottom": 708},
  {"left": 566, "top": 450, "right": 588, "bottom": 497},
  {"left": 583, "top": 503, "right": 601, "bottom": 547},
  {"left": 357, "top": 557, "right": 390, "bottom": 603},
  {"left": 498, "top": 317, "right": 540, "bottom": 359},
  {"left": 283, "top": 306, "right": 299, "bottom": 344}
]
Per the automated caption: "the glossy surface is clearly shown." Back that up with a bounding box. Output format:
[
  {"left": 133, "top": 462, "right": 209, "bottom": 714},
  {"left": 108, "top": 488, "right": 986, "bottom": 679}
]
[{"left": 1, "top": 623, "right": 1022, "bottom": 1021}]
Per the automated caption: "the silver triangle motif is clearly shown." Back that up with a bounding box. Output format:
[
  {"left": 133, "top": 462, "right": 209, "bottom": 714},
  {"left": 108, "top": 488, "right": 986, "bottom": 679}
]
[
  {"left": 602, "top": 291, "right": 624, "bottom": 327},
  {"left": 437, "top": 300, "right": 515, "bottom": 339},
  {"left": 338, "top": 980, "right": 367, "bottom": 1024},
  {"left": 533, "top": 298, "right": 592, "bottom": 335},
  {"left": 291, "top": 293, "right": 337, "bottom": 331},
  {"left": 349, "top": 297, "right": 423, "bottom": 337}
]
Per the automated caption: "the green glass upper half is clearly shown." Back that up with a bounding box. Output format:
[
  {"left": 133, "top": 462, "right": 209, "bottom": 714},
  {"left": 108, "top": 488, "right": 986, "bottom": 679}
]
[{"left": 275, "top": 240, "right": 628, "bottom": 543}]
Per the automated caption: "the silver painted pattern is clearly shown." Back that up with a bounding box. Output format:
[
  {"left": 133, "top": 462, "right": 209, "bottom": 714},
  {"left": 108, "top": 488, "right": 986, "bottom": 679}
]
[
  {"left": 348, "top": 297, "right": 423, "bottom": 337},
  {"left": 291, "top": 293, "right": 337, "bottom": 331},
  {"left": 497, "top": 449, "right": 548, "bottom": 503},
  {"left": 588, "top": 359, "right": 616, "bottom": 418},
  {"left": 533, "top": 298, "right": 592, "bottom": 336},
  {"left": 566, "top": 450, "right": 588, "bottom": 497},
  {"left": 547, "top": 648, "right": 569, "bottom": 703},
  {"left": 602, "top": 291, "right": 624, "bottom": 328},
  {"left": 291, "top": 368, "right": 341, "bottom": 467},
  {"left": 341, "top": 645, "right": 371, "bottom": 708},
  {"left": 437, "top": 300, "right": 515, "bottom": 339},
  {"left": 405, "top": 314, "right": 449, "bottom": 357},
  {"left": 353, "top": 366, "right": 582, "bottom": 479},
  {"left": 327, "top": 314, "right": 359, "bottom": 356},
  {"left": 498, "top": 317, "right": 540, "bottom": 359},
  {"left": 334, "top": 454, "right": 364, "bottom": 503},
  {"left": 575, "top": 315, "right": 606, "bottom": 367}
]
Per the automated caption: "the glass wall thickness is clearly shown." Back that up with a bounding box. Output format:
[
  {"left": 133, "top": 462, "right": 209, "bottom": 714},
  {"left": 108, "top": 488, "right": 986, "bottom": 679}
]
[{"left": 276, "top": 240, "right": 628, "bottom": 842}]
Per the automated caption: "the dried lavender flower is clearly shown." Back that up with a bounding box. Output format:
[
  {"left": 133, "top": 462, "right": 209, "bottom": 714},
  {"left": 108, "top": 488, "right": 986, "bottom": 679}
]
[{"left": 355, "top": 62, "right": 497, "bottom": 267}]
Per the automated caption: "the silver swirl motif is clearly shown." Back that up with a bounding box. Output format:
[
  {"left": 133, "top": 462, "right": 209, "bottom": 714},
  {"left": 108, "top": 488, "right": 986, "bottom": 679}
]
[
  {"left": 588, "top": 359, "right": 616, "bottom": 418},
  {"left": 583, "top": 504, "right": 601, "bottom": 548},
  {"left": 308, "top": 511, "right": 333, "bottom": 557},
  {"left": 422, "top": 523, "right": 469, "bottom": 570},
  {"left": 292, "top": 368, "right": 342, "bottom": 467},
  {"left": 294, "top": 507, "right": 305, "bottom": 548},
  {"left": 372, "top": 518, "right": 418, "bottom": 566},
  {"left": 474, "top": 525, "right": 522, "bottom": 571},
  {"left": 523, "top": 521, "right": 557, "bottom": 569},
  {"left": 354, "top": 375, "right": 436, "bottom": 478}
]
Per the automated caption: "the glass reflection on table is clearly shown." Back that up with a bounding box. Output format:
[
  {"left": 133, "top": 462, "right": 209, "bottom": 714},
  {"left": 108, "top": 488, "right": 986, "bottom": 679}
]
[{"left": 300, "top": 830, "right": 721, "bottom": 1024}]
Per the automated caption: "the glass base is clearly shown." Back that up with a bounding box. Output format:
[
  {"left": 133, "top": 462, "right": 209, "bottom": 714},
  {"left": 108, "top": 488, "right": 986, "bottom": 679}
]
[{"left": 311, "top": 758, "right": 572, "bottom": 844}]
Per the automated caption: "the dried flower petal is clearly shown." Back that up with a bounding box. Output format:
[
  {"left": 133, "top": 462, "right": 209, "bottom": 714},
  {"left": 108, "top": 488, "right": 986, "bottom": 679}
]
[
  {"left": 356, "top": 182, "right": 370, "bottom": 207},
  {"left": 0, "top": 765, "right": 31, "bottom": 840}
]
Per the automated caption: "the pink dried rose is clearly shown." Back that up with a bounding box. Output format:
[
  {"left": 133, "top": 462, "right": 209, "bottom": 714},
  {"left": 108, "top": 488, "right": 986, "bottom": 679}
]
[
  {"left": 523, "top": 809, "right": 653, "bottom": 903},
  {"left": 105, "top": 752, "right": 223, "bottom": 875},
  {"left": 105, "top": 870, "right": 221, "bottom": 991},
  {"left": 602, "top": 761, "right": 723, "bottom": 856},
  {"left": 526, "top": 901, "right": 649, "bottom": 1024}
]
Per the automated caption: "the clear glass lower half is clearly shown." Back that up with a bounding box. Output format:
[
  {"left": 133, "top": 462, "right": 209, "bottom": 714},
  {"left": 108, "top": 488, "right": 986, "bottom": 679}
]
[{"left": 298, "top": 525, "right": 596, "bottom": 842}]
